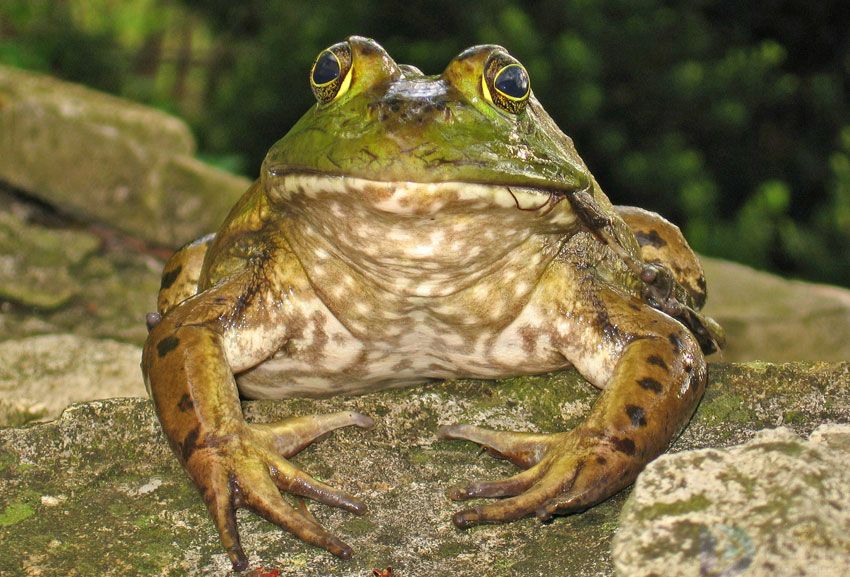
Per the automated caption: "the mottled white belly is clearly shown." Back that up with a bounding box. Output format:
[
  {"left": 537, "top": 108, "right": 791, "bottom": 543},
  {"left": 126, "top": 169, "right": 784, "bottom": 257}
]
[{"left": 235, "top": 305, "right": 569, "bottom": 399}]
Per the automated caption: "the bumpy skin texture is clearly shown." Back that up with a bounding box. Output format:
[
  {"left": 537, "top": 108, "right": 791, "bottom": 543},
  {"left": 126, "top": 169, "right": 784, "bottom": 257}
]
[{"left": 141, "top": 36, "right": 720, "bottom": 570}]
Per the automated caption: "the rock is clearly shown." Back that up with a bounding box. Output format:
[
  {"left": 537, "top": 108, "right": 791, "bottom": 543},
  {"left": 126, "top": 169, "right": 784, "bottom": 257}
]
[
  {"left": 0, "top": 210, "right": 100, "bottom": 309},
  {"left": 156, "top": 155, "right": 251, "bottom": 245},
  {"left": 0, "top": 245, "right": 160, "bottom": 346},
  {"left": 613, "top": 424, "right": 850, "bottom": 577},
  {"left": 0, "top": 334, "right": 145, "bottom": 426},
  {"left": 0, "top": 362, "right": 847, "bottom": 576},
  {"left": 0, "top": 398, "right": 48, "bottom": 428},
  {"left": 0, "top": 305, "right": 59, "bottom": 344},
  {"left": 702, "top": 257, "right": 850, "bottom": 362},
  {"left": 0, "top": 184, "right": 162, "bottom": 346},
  {"left": 0, "top": 65, "right": 250, "bottom": 247},
  {"left": 38, "top": 250, "right": 162, "bottom": 346}
]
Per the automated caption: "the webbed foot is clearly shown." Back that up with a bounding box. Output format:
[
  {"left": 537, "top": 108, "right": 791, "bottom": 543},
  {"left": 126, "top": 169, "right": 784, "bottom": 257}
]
[
  {"left": 187, "top": 411, "right": 374, "bottom": 570},
  {"left": 438, "top": 424, "right": 637, "bottom": 527}
]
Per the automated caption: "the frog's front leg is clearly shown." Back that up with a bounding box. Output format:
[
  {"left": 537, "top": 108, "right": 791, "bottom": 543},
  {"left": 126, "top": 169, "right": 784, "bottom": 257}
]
[
  {"left": 439, "top": 272, "right": 706, "bottom": 526},
  {"left": 142, "top": 265, "right": 374, "bottom": 570}
]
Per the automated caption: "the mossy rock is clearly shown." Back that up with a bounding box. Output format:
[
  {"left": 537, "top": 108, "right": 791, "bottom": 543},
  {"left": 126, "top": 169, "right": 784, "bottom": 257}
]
[
  {"left": 1, "top": 362, "right": 848, "bottom": 576},
  {"left": 614, "top": 425, "right": 850, "bottom": 577},
  {"left": 0, "top": 65, "right": 249, "bottom": 247},
  {"left": 0, "top": 211, "right": 99, "bottom": 309},
  {"left": 0, "top": 185, "right": 160, "bottom": 346}
]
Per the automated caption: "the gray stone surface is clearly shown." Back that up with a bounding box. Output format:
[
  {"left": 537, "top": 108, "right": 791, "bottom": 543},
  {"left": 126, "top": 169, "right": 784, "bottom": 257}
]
[
  {"left": 0, "top": 334, "right": 145, "bottom": 427},
  {"left": 702, "top": 257, "right": 850, "bottom": 362},
  {"left": 0, "top": 363, "right": 847, "bottom": 577},
  {"left": 614, "top": 424, "right": 850, "bottom": 577},
  {"left": 0, "top": 210, "right": 100, "bottom": 309},
  {"left": 0, "top": 65, "right": 250, "bottom": 247},
  {"left": 0, "top": 186, "right": 161, "bottom": 346}
]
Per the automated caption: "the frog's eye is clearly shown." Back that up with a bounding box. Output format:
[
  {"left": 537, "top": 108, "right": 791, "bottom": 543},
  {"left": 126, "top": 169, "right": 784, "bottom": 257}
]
[
  {"left": 494, "top": 65, "right": 529, "bottom": 100},
  {"left": 481, "top": 54, "right": 530, "bottom": 114},
  {"left": 310, "top": 42, "right": 353, "bottom": 105}
]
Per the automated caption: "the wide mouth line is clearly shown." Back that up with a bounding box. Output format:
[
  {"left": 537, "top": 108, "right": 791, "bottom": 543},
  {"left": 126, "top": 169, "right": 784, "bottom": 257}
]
[{"left": 265, "top": 166, "right": 585, "bottom": 197}]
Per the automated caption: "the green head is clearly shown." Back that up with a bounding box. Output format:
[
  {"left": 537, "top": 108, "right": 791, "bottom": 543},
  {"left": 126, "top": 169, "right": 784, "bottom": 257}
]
[{"left": 264, "top": 36, "right": 591, "bottom": 196}]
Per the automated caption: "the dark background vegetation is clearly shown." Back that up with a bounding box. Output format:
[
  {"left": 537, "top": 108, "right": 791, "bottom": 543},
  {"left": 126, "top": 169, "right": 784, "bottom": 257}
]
[{"left": 1, "top": 0, "right": 849, "bottom": 286}]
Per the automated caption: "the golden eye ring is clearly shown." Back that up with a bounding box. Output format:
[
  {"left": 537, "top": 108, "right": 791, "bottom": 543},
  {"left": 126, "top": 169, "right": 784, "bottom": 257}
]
[
  {"left": 310, "top": 42, "right": 353, "bottom": 104},
  {"left": 481, "top": 53, "right": 530, "bottom": 114}
]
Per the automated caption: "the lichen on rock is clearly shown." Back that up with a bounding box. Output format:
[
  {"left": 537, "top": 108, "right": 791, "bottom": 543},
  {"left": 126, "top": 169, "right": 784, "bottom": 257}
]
[{"left": 614, "top": 424, "right": 850, "bottom": 577}]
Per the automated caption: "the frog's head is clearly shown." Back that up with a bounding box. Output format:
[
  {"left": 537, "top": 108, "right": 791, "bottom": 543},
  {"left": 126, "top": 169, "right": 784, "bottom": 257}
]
[
  {"left": 263, "top": 37, "right": 596, "bottom": 295},
  {"left": 265, "top": 36, "right": 590, "bottom": 216}
]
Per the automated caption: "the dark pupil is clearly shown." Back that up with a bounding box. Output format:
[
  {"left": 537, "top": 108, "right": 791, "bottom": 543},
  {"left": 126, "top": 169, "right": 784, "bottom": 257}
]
[
  {"left": 312, "top": 51, "right": 340, "bottom": 85},
  {"left": 495, "top": 65, "right": 528, "bottom": 98}
]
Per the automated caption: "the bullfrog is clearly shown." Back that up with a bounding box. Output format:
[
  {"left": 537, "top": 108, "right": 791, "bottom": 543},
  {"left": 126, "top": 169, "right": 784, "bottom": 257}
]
[{"left": 142, "top": 36, "right": 723, "bottom": 571}]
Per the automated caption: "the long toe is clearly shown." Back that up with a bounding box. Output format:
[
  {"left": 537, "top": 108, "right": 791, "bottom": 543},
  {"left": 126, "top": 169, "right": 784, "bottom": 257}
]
[
  {"left": 438, "top": 424, "right": 553, "bottom": 468},
  {"left": 268, "top": 455, "right": 367, "bottom": 514},
  {"left": 244, "top": 472, "right": 355, "bottom": 559},
  {"left": 263, "top": 411, "right": 375, "bottom": 457},
  {"left": 447, "top": 466, "right": 541, "bottom": 500},
  {"left": 202, "top": 468, "right": 247, "bottom": 571},
  {"left": 451, "top": 479, "right": 562, "bottom": 528}
]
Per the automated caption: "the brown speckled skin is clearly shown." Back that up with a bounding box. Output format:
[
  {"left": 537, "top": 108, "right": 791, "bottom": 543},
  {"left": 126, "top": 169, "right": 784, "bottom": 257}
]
[{"left": 142, "top": 37, "right": 719, "bottom": 571}]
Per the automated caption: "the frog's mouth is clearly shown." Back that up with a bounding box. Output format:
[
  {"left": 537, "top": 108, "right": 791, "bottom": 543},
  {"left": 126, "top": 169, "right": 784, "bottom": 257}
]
[{"left": 267, "top": 170, "right": 579, "bottom": 226}]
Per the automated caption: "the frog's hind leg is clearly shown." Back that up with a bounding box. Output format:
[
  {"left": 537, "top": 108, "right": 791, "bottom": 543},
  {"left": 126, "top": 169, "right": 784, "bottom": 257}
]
[
  {"left": 615, "top": 206, "right": 706, "bottom": 308},
  {"left": 153, "top": 233, "right": 216, "bottom": 322}
]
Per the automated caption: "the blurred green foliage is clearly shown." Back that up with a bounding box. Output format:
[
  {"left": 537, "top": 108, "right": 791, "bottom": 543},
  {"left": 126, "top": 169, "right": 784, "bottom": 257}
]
[{"left": 1, "top": 0, "right": 849, "bottom": 286}]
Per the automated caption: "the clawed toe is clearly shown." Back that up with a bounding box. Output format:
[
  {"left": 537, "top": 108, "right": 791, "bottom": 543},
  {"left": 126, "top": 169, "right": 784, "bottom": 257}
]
[
  {"left": 441, "top": 425, "right": 634, "bottom": 531},
  {"left": 447, "top": 466, "right": 540, "bottom": 500}
]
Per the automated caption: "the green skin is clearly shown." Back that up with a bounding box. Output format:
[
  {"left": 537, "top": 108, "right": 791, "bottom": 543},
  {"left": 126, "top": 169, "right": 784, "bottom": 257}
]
[{"left": 142, "top": 36, "right": 719, "bottom": 571}]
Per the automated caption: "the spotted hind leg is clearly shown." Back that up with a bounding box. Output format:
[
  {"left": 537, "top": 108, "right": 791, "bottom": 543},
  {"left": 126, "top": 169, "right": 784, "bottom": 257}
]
[{"left": 615, "top": 206, "right": 724, "bottom": 352}]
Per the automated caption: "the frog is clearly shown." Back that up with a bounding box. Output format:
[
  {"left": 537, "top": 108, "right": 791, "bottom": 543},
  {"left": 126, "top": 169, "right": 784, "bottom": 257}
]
[{"left": 142, "top": 36, "right": 723, "bottom": 571}]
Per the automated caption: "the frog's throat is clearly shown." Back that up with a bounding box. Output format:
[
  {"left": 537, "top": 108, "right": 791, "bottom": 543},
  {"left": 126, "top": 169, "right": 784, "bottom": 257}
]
[{"left": 269, "top": 173, "right": 576, "bottom": 298}]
